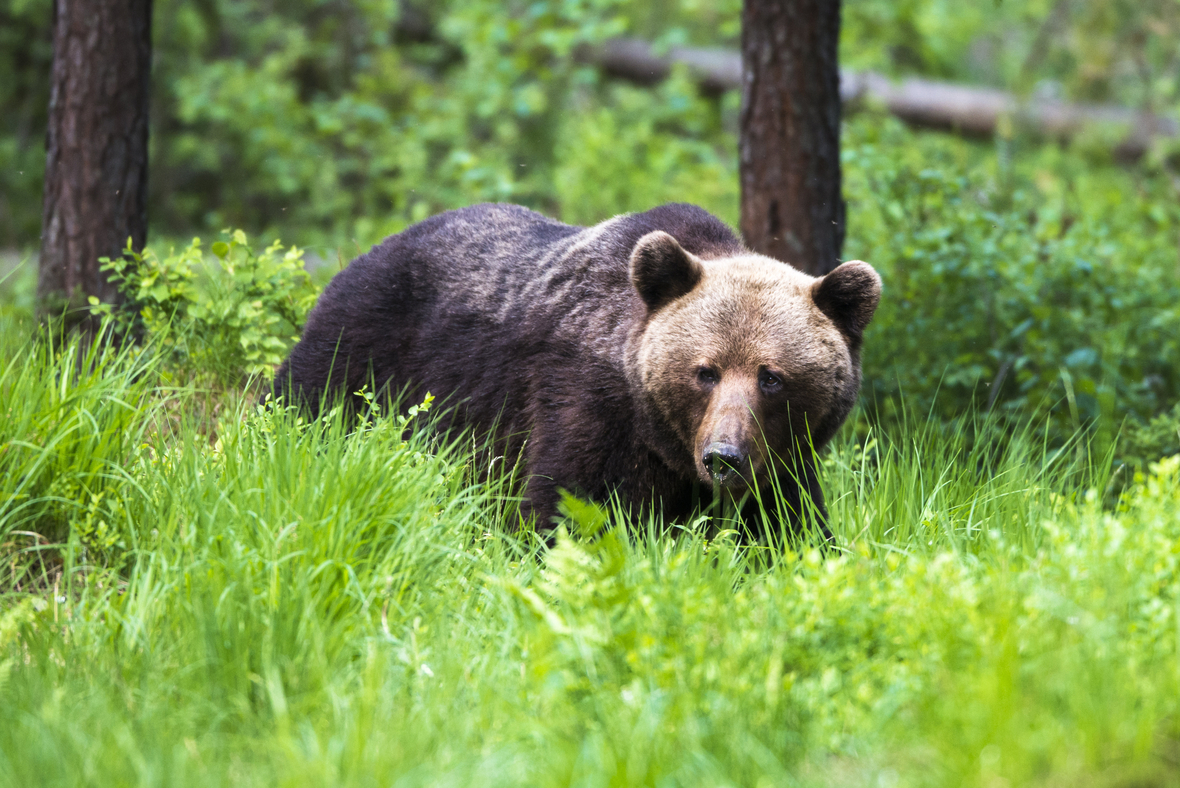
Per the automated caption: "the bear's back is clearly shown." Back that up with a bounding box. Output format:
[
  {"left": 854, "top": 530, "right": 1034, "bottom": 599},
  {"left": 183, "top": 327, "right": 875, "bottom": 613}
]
[
  {"left": 275, "top": 203, "right": 745, "bottom": 420},
  {"left": 377, "top": 202, "right": 744, "bottom": 324}
]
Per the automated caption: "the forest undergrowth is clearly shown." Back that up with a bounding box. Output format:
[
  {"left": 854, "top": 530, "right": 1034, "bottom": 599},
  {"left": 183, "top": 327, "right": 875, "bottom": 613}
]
[{"left": 2, "top": 306, "right": 1180, "bottom": 787}]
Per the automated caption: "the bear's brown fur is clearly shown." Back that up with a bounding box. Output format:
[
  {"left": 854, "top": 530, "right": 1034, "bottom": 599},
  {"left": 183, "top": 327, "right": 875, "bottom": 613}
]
[{"left": 275, "top": 203, "right": 880, "bottom": 539}]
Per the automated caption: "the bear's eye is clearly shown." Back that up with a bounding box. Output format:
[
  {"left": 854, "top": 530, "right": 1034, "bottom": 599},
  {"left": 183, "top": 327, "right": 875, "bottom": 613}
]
[
  {"left": 696, "top": 366, "right": 719, "bottom": 386},
  {"left": 758, "top": 369, "right": 783, "bottom": 394}
]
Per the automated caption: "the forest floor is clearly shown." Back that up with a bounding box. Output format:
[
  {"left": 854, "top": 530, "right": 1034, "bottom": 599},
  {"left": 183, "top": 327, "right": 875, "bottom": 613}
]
[{"left": 2, "top": 308, "right": 1179, "bottom": 787}]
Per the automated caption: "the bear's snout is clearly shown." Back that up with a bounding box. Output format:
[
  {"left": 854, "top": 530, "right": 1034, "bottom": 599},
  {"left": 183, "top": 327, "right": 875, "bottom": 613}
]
[
  {"left": 702, "top": 442, "right": 746, "bottom": 486},
  {"left": 694, "top": 376, "right": 764, "bottom": 487}
]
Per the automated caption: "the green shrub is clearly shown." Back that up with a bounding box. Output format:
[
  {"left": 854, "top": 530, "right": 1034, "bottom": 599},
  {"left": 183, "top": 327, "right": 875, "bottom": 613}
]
[
  {"left": 844, "top": 117, "right": 1180, "bottom": 431},
  {"left": 92, "top": 230, "right": 317, "bottom": 386},
  {"left": 1120, "top": 401, "right": 1180, "bottom": 468},
  {"left": 554, "top": 72, "right": 738, "bottom": 226}
]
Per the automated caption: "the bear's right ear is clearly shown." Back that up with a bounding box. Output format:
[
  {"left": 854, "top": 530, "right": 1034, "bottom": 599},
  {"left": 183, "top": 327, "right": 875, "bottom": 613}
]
[
  {"left": 630, "top": 231, "right": 704, "bottom": 311},
  {"left": 811, "top": 261, "right": 882, "bottom": 339}
]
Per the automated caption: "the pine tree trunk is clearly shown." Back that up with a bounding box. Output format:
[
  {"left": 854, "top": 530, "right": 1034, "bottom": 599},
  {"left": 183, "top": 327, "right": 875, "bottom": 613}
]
[
  {"left": 38, "top": 0, "right": 152, "bottom": 327},
  {"left": 739, "top": 0, "right": 844, "bottom": 277}
]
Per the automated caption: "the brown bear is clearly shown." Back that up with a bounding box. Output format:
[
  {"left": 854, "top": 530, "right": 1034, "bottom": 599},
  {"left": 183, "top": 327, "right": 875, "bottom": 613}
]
[{"left": 274, "top": 203, "right": 880, "bottom": 539}]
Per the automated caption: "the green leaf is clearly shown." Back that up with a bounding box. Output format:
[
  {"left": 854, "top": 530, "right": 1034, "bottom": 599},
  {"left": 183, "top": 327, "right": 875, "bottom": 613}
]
[{"left": 150, "top": 283, "right": 170, "bottom": 303}]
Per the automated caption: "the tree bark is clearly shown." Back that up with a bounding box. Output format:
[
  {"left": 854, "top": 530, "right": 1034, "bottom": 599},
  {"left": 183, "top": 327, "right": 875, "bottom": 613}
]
[
  {"left": 38, "top": 0, "right": 152, "bottom": 327},
  {"left": 740, "top": 0, "right": 845, "bottom": 277}
]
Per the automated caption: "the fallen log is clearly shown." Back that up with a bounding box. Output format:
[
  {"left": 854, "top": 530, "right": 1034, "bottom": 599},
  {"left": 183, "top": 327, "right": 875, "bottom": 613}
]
[{"left": 584, "top": 37, "right": 1179, "bottom": 159}]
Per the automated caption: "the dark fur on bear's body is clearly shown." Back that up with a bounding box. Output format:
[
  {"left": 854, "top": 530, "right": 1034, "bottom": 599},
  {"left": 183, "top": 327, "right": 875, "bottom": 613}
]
[{"left": 275, "top": 203, "right": 880, "bottom": 538}]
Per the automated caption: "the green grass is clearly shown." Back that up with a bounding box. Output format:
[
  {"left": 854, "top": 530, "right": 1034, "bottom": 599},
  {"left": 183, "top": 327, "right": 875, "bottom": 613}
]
[{"left": 3, "top": 320, "right": 1180, "bottom": 787}]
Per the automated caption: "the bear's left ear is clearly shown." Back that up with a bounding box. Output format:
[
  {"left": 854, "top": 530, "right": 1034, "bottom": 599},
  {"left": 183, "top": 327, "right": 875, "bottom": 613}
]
[
  {"left": 630, "top": 231, "right": 705, "bottom": 311},
  {"left": 811, "top": 261, "right": 882, "bottom": 339}
]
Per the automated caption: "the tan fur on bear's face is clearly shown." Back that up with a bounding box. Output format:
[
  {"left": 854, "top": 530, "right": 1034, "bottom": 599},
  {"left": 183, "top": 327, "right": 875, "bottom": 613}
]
[{"left": 635, "top": 252, "right": 863, "bottom": 488}]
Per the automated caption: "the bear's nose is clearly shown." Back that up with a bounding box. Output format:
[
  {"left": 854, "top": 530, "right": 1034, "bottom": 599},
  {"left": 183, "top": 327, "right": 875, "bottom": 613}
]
[{"left": 703, "top": 443, "right": 746, "bottom": 484}]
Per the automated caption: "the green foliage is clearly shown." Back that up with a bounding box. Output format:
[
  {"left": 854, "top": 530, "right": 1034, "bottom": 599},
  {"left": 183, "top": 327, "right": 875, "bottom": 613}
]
[
  {"left": 5, "top": 0, "right": 1180, "bottom": 249},
  {"left": 1120, "top": 400, "right": 1180, "bottom": 469},
  {"left": 3, "top": 325, "right": 1180, "bottom": 784},
  {"left": 844, "top": 116, "right": 1180, "bottom": 431},
  {"left": 0, "top": 252, "right": 35, "bottom": 325},
  {"left": 93, "top": 230, "right": 317, "bottom": 386},
  {"left": 0, "top": 322, "right": 163, "bottom": 562},
  {"left": 150, "top": 0, "right": 635, "bottom": 247},
  {"left": 839, "top": 0, "right": 1180, "bottom": 117},
  {"left": 553, "top": 72, "right": 739, "bottom": 227},
  {"left": 0, "top": 0, "right": 51, "bottom": 247}
]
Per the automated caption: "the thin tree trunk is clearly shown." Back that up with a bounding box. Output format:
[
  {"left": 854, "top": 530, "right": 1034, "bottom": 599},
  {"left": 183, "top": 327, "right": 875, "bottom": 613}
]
[
  {"left": 38, "top": 0, "right": 152, "bottom": 328},
  {"left": 739, "top": 0, "right": 844, "bottom": 276}
]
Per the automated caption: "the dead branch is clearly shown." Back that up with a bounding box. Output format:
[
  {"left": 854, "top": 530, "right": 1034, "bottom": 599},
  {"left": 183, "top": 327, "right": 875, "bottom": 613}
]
[{"left": 582, "top": 38, "right": 1179, "bottom": 159}]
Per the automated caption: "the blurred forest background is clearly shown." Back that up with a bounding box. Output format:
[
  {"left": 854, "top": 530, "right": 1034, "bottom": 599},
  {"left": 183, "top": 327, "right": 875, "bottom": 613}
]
[{"left": 2, "top": 0, "right": 1180, "bottom": 456}]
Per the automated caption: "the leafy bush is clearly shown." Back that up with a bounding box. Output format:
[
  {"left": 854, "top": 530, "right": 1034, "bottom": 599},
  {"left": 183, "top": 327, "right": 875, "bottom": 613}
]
[
  {"left": 554, "top": 72, "right": 739, "bottom": 227},
  {"left": 1120, "top": 402, "right": 1180, "bottom": 469},
  {"left": 150, "top": 0, "right": 634, "bottom": 248},
  {"left": 92, "top": 230, "right": 317, "bottom": 386},
  {"left": 843, "top": 117, "right": 1180, "bottom": 432}
]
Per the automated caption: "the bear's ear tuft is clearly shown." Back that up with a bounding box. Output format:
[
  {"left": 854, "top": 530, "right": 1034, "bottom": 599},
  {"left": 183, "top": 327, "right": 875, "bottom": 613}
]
[
  {"left": 811, "top": 261, "right": 882, "bottom": 339},
  {"left": 630, "top": 231, "right": 704, "bottom": 311}
]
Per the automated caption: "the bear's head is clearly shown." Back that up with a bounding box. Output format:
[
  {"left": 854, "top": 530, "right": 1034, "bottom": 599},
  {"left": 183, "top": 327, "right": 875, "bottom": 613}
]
[{"left": 629, "top": 230, "right": 881, "bottom": 489}]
